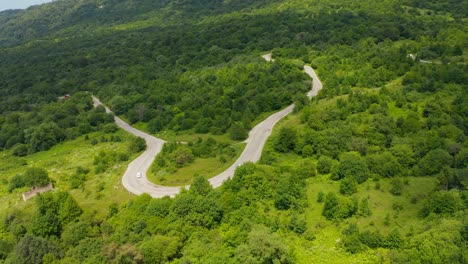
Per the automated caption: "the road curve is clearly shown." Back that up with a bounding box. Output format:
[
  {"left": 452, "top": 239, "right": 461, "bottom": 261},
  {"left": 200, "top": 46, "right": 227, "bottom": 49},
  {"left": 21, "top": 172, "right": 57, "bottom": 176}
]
[{"left": 93, "top": 54, "right": 322, "bottom": 198}]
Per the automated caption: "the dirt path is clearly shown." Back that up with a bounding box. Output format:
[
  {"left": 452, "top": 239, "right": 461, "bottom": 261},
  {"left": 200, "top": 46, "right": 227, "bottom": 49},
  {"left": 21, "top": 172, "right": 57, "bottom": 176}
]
[{"left": 93, "top": 54, "right": 322, "bottom": 198}]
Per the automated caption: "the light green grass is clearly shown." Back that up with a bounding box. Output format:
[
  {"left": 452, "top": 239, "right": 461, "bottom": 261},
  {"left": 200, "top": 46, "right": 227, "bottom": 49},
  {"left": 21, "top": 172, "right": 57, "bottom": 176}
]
[
  {"left": 148, "top": 143, "right": 245, "bottom": 186},
  {"left": 283, "top": 175, "right": 438, "bottom": 263},
  {"left": 0, "top": 131, "right": 138, "bottom": 218}
]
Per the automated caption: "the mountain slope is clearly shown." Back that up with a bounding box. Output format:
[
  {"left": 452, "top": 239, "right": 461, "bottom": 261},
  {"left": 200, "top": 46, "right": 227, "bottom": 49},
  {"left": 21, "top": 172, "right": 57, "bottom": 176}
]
[{"left": 0, "top": 0, "right": 466, "bottom": 263}]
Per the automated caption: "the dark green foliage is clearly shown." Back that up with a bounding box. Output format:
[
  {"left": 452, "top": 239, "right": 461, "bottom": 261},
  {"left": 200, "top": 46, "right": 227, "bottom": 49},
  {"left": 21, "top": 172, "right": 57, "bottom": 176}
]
[
  {"left": 454, "top": 148, "right": 468, "bottom": 169},
  {"left": 421, "top": 190, "right": 464, "bottom": 216},
  {"left": 317, "top": 191, "right": 324, "bottom": 203},
  {"left": 274, "top": 127, "right": 297, "bottom": 153},
  {"left": 333, "top": 152, "right": 370, "bottom": 183},
  {"left": 295, "top": 159, "right": 316, "bottom": 179},
  {"left": 437, "top": 167, "right": 467, "bottom": 191},
  {"left": 230, "top": 122, "right": 248, "bottom": 141},
  {"left": 322, "top": 192, "right": 357, "bottom": 220},
  {"left": 392, "top": 219, "right": 464, "bottom": 263},
  {"left": 129, "top": 137, "right": 146, "bottom": 153},
  {"left": 70, "top": 166, "right": 89, "bottom": 189},
  {"left": 57, "top": 192, "right": 83, "bottom": 225},
  {"left": 31, "top": 192, "right": 82, "bottom": 238},
  {"left": 93, "top": 150, "right": 131, "bottom": 174},
  {"left": 274, "top": 174, "right": 306, "bottom": 210},
  {"left": 289, "top": 214, "right": 307, "bottom": 234},
  {"left": 359, "top": 230, "right": 384, "bottom": 249},
  {"left": 366, "top": 152, "right": 401, "bottom": 178},
  {"left": 12, "top": 144, "right": 28, "bottom": 157},
  {"left": 0, "top": 93, "right": 112, "bottom": 153},
  {"left": 357, "top": 198, "right": 371, "bottom": 217},
  {"left": 317, "top": 155, "right": 334, "bottom": 174},
  {"left": 67, "top": 238, "right": 104, "bottom": 262},
  {"left": 169, "top": 193, "right": 223, "bottom": 228},
  {"left": 8, "top": 167, "right": 50, "bottom": 192},
  {"left": 340, "top": 177, "right": 358, "bottom": 196},
  {"left": 145, "top": 197, "right": 172, "bottom": 218},
  {"left": 8, "top": 174, "right": 25, "bottom": 192},
  {"left": 417, "top": 149, "right": 452, "bottom": 176},
  {"left": 189, "top": 175, "right": 212, "bottom": 196},
  {"left": 24, "top": 122, "right": 65, "bottom": 154},
  {"left": 61, "top": 221, "right": 91, "bottom": 247},
  {"left": 139, "top": 235, "right": 181, "bottom": 264},
  {"left": 12, "top": 235, "right": 62, "bottom": 264},
  {"left": 171, "top": 146, "right": 193, "bottom": 167},
  {"left": 0, "top": 0, "right": 466, "bottom": 262},
  {"left": 31, "top": 210, "right": 61, "bottom": 237},
  {"left": 234, "top": 226, "right": 293, "bottom": 264},
  {"left": 342, "top": 224, "right": 402, "bottom": 253},
  {"left": 390, "top": 178, "right": 403, "bottom": 196},
  {"left": 23, "top": 167, "right": 50, "bottom": 188},
  {"left": 0, "top": 239, "right": 13, "bottom": 260},
  {"left": 153, "top": 138, "right": 237, "bottom": 174},
  {"left": 384, "top": 229, "right": 402, "bottom": 249}
]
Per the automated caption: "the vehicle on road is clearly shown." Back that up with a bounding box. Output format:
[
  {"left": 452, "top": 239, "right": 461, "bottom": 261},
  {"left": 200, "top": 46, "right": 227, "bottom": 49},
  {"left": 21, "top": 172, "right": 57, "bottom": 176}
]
[{"left": 136, "top": 172, "right": 141, "bottom": 178}]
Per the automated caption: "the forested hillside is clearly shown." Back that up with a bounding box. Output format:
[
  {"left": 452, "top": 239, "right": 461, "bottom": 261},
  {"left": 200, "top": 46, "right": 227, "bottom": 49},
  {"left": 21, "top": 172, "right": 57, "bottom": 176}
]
[{"left": 0, "top": 0, "right": 466, "bottom": 263}]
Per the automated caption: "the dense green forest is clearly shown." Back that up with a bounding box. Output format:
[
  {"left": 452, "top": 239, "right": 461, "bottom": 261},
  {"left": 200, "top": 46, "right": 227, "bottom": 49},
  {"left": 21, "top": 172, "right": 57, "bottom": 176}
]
[{"left": 0, "top": 0, "right": 467, "bottom": 263}]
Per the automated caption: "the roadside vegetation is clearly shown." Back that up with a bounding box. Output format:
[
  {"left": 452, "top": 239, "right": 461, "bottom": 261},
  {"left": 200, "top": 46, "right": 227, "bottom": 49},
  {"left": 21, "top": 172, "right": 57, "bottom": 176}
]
[
  {"left": 0, "top": 0, "right": 466, "bottom": 263},
  {"left": 148, "top": 138, "right": 244, "bottom": 186}
]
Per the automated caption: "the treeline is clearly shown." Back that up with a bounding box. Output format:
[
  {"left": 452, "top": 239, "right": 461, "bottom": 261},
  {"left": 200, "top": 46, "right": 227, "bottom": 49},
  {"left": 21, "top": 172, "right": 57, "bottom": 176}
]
[
  {"left": 0, "top": 92, "right": 115, "bottom": 154},
  {"left": 271, "top": 61, "right": 467, "bottom": 183},
  {"left": 1, "top": 0, "right": 463, "bottom": 130},
  {"left": 263, "top": 32, "right": 466, "bottom": 261},
  {"left": 0, "top": 162, "right": 311, "bottom": 263},
  {"left": 97, "top": 60, "right": 308, "bottom": 137}
]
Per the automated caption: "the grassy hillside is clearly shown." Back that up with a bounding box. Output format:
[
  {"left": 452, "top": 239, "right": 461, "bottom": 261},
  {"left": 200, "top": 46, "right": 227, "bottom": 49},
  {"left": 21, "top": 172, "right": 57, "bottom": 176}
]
[{"left": 0, "top": 0, "right": 466, "bottom": 263}]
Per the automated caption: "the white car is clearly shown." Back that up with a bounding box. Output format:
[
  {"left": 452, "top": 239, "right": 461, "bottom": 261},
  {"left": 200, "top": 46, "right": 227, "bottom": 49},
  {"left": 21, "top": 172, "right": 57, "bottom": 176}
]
[{"left": 136, "top": 172, "right": 141, "bottom": 178}]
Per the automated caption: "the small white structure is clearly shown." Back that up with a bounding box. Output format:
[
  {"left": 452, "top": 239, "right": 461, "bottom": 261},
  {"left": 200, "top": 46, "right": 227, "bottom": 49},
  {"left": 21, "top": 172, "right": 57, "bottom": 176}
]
[{"left": 22, "top": 183, "right": 54, "bottom": 201}]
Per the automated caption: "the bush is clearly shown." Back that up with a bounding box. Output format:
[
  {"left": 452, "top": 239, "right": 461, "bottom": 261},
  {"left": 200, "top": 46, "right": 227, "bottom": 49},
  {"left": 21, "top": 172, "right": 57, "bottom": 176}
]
[
  {"left": 295, "top": 159, "right": 316, "bottom": 179},
  {"left": 274, "top": 127, "right": 297, "bottom": 153},
  {"left": 317, "top": 155, "right": 334, "bottom": 174},
  {"left": 102, "top": 123, "right": 118, "bottom": 133},
  {"left": 12, "top": 144, "right": 28, "bottom": 157},
  {"left": 8, "top": 174, "right": 26, "bottom": 192},
  {"left": 421, "top": 190, "right": 464, "bottom": 216},
  {"left": 322, "top": 192, "right": 357, "bottom": 220},
  {"left": 129, "top": 137, "right": 146, "bottom": 153},
  {"left": 229, "top": 122, "right": 248, "bottom": 141},
  {"left": 335, "top": 152, "right": 370, "bottom": 183},
  {"left": 359, "top": 230, "right": 384, "bottom": 248},
  {"left": 317, "top": 191, "right": 324, "bottom": 202},
  {"left": 418, "top": 149, "right": 452, "bottom": 176},
  {"left": 390, "top": 178, "right": 403, "bottom": 196},
  {"left": 23, "top": 167, "right": 50, "bottom": 188},
  {"left": 340, "top": 177, "right": 358, "bottom": 196}
]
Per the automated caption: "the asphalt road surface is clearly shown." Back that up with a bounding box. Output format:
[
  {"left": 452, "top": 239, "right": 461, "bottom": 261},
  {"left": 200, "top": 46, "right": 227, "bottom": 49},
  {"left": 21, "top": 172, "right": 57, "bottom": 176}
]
[{"left": 93, "top": 54, "right": 322, "bottom": 198}]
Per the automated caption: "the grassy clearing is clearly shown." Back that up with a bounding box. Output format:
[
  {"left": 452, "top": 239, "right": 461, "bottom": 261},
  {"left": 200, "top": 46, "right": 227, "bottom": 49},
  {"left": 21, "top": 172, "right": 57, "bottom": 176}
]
[
  {"left": 0, "top": 130, "right": 139, "bottom": 218},
  {"left": 264, "top": 96, "right": 440, "bottom": 262},
  {"left": 148, "top": 143, "right": 245, "bottom": 186}
]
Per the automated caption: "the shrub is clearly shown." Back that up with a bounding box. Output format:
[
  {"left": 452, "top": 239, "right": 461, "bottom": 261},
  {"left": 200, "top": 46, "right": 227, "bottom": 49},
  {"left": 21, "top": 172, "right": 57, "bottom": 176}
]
[
  {"left": 12, "top": 144, "right": 28, "bottom": 157},
  {"left": 317, "top": 155, "right": 334, "bottom": 174},
  {"left": 390, "top": 178, "right": 403, "bottom": 196},
  {"left": 421, "top": 190, "right": 464, "bottom": 216},
  {"left": 8, "top": 175, "right": 26, "bottom": 192},
  {"left": 129, "top": 137, "right": 146, "bottom": 153},
  {"left": 274, "top": 127, "right": 297, "bottom": 153},
  {"left": 322, "top": 192, "right": 357, "bottom": 220},
  {"left": 340, "top": 177, "right": 358, "bottom": 196}
]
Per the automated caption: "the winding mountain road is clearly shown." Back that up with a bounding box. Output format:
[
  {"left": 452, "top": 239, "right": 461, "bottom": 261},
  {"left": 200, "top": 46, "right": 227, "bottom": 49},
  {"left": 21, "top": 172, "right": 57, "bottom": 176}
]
[{"left": 94, "top": 54, "right": 322, "bottom": 198}]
